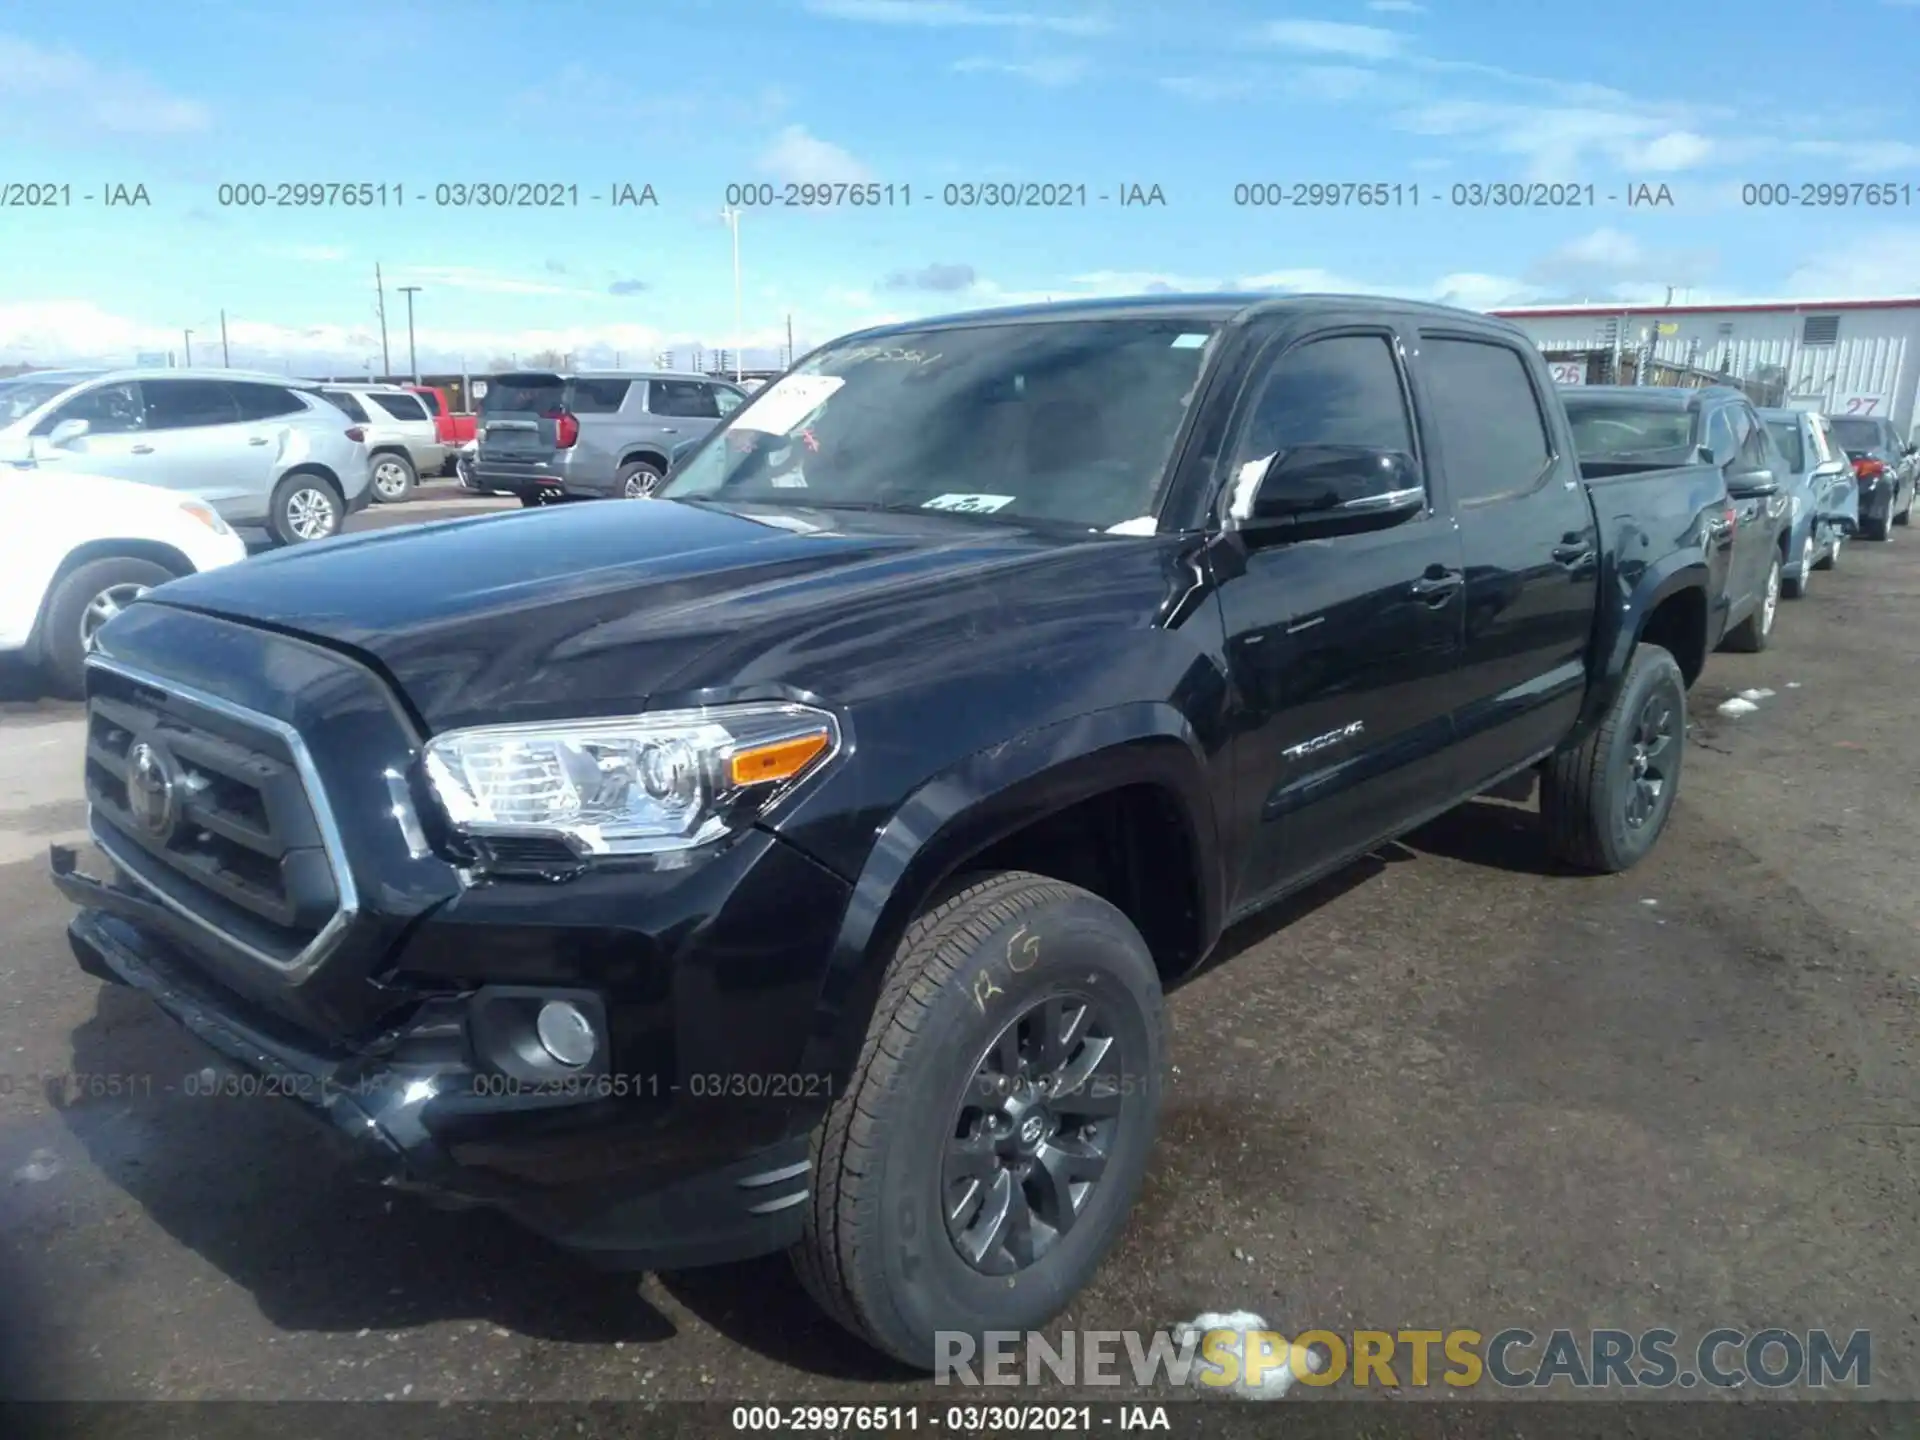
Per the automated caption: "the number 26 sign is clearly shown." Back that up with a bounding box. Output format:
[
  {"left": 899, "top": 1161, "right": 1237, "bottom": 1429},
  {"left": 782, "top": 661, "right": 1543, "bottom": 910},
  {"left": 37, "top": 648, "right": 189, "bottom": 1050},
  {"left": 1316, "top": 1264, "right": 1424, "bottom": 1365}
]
[{"left": 1548, "top": 362, "right": 1586, "bottom": 385}]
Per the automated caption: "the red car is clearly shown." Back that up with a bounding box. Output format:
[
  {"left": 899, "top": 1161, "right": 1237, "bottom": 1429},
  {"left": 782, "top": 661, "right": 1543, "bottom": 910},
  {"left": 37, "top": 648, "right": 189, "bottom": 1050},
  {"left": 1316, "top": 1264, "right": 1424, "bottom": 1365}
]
[{"left": 406, "top": 385, "right": 477, "bottom": 472}]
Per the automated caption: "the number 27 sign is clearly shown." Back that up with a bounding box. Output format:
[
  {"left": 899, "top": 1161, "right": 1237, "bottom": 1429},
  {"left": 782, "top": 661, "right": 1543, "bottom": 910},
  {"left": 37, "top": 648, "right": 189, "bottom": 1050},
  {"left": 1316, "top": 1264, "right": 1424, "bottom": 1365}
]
[{"left": 1839, "top": 395, "right": 1885, "bottom": 416}]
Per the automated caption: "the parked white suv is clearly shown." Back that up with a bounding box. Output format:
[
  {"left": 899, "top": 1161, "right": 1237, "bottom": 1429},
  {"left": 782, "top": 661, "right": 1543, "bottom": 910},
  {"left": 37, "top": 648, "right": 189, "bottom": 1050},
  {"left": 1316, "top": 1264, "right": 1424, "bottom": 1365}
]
[
  {"left": 313, "top": 383, "right": 445, "bottom": 502},
  {"left": 0, "top": 463, "right": 249, "bottom": 696},
  {"left": 0, "top": 370, "right": 374, "bottom": 543}
]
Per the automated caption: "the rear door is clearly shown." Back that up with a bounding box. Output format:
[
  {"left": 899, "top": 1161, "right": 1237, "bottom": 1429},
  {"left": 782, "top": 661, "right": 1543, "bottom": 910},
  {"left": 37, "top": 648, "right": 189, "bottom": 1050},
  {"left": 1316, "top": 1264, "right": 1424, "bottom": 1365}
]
[
  {"left": 225, "top": 380, "right": 312, "bottom": 496},
  {"left": 122, "top": 379, "right": 259, "bottom": 508},
  {"left": 565, "top": 377, "right": 636, "bottom": 476},
  {"left": 1211, "top": 323, "right": 1467, "bottom": 909},
  {"left": 644, "top": 379, "right": 733, "bottom": 450},
  {"left": 365, "top": 389, "right": 443, "bottom": 467},
  {"left": 1413, "top": 330, "right": 1601, "bottom": 785},
  {"left": 1724, "top": 402, "right": 1782, "bottom": 606}
]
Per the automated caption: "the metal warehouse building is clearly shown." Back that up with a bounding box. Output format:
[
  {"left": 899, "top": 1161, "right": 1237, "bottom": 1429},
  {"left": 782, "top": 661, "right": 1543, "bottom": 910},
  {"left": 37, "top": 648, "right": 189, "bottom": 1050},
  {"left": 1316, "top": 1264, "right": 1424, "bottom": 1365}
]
[{"left": 1488, "top": 298, "right": 1920, "bottom": 438}]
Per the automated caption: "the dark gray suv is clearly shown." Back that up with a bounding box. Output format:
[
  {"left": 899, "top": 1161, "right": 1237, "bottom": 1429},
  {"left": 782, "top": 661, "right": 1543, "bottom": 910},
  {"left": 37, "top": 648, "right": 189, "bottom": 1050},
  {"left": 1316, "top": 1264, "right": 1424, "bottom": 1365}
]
[{"left": 469, "top": 370, "right": 747, "bottom": 505}]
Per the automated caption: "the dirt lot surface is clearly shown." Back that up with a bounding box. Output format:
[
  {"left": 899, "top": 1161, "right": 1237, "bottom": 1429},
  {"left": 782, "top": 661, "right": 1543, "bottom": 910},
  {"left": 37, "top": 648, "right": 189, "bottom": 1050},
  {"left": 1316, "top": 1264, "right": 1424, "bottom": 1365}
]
[{"left": 0, "top": 489, "right": 1913, "bottom": 1421}]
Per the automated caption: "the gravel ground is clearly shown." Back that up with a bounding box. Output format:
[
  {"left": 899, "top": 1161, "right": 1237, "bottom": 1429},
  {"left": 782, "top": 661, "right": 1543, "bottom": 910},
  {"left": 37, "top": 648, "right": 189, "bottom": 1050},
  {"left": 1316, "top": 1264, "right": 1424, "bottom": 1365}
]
[{"left": 0, "top": 491, "right": 1913, "bottom": 1415}]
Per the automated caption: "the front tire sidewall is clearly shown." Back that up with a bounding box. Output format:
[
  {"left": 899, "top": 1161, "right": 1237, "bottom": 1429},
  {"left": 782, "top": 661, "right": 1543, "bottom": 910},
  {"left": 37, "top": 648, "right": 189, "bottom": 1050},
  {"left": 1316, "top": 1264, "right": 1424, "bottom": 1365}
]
[
  {"left": 618, "top": 461, "right": 664, "bottom": 499},
  {"left": 40, "top": 557, "right": 177, "bottom": 699},
  {"left": 1595, "top": 652, "right": 1686, "bottom": 870},
  {"left": 862, "top": 903, "right": 1163, "bottom": 1363}
]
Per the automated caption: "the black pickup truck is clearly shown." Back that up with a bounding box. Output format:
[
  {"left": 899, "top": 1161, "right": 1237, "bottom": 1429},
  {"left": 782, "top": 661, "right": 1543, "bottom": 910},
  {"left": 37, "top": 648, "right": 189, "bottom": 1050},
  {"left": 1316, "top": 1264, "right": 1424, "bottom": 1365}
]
[
  {"left": 1561, "top": 384, "right": 1797, "bottom": 653},
  {"left": 53, "top": 295, "right": 1721, "bottom": 1369}
]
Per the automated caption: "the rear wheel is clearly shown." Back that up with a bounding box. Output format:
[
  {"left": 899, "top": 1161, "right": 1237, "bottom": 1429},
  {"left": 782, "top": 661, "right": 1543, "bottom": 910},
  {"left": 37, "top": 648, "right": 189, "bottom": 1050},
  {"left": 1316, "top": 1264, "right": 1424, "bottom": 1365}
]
[
  {"left": 792, "top": 870, "right": 1165, "bottom": 1369},
  {"left": 617, "top": 460, "right": 664, "bottom": 498},
  {"left": 40, "top": 557, "right": 177, "bottom": 699},
  {"left": 1721, "top": 555, "right": 1781, "bottom": 652},
  {"left": 1896, "top": 501, "right": 1911, "bottom": 527},
  {"left": 1540, "top": 643, "right": 1686, "bottom": 874},
  {"left": 268, "top": 473, "right": 343, "bottom": 545},
  {"left": 1864, "top": 510, "right": 1892, "bottom": 541},
  {"left": 1815, "top": 531, "right": 1842, "bottom": 571},
  {"left": 370, "top": 451, "right": 417, "bottom": 503}
]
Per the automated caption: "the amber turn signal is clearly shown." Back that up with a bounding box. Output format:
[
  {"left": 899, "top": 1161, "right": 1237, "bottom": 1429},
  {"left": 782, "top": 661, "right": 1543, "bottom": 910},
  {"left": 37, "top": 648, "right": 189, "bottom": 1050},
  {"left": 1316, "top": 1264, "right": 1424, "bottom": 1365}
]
[{"left": 729, "top": 730, "right": 831, "bottom": 787}]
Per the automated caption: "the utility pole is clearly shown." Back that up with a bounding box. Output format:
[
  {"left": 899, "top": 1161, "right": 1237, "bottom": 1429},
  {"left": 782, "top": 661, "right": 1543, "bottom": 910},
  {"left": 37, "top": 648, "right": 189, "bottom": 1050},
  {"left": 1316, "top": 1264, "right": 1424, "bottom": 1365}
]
[
  {"left": 398, "top": 285, "right": 422, "bottom": 381},
  {"left": 786, "top": 313, "right": 794, "bottom": 369},
  {"left": 375, "top": 263, "right": 392, "bottom": 379},
  {"left": 220, "top": 310, "right": 230, "bottom": 366},
  {"left": 183, "top": 330, "right": 194, "bottom": 366}
]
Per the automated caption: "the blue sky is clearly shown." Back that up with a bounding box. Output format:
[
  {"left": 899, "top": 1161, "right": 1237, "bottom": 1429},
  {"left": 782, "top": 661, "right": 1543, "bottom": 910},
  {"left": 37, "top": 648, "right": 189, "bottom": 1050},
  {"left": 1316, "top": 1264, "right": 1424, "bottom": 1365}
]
[{"left": 4, "top": 0, "right": 1919, "bottom": 372}]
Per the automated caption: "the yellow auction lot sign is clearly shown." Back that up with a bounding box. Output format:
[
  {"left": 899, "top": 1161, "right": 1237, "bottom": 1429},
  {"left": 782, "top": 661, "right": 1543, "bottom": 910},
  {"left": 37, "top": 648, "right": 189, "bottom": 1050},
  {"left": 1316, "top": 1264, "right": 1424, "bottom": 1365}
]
[{"left": 936, "top": 1326, "right": 1873, "bottom": 1392}]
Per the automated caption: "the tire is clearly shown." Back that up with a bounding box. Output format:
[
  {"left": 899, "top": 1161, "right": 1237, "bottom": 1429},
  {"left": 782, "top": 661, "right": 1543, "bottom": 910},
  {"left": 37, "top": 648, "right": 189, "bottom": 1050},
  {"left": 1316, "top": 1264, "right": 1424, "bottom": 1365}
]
[
  {"left": 1896, "top": 502, "right": 1911, "bottom": 527},
  {"left": 38, "top": 557, "right": 177, "bottom": 699},
  {"left": 1815, "top": 531, "right": 1842, "bottom": 572},
  {"left": 1864, "top": 510, "right": 1892, "bottom": 541},
  {"left": 1721, "top": 555, "right": 1780, "bottom": 653},
  {"left": 792, "top": 870, "right": 1166, "bottom": 1369},
  {"left": 1782, "top": 533, "right": 1814, "bottom": 599},
  {"left": 267, "top": 473, "right": 344, "bottom": 545},
  {"left": 1540, "top": 643, "right": 1686, "bottom": 874},
  {"left": 616, "top": 460, "right": 664, "bottom": 499},
  {"left": 370, "top": 451, "right": 417, "bottom": 504}
]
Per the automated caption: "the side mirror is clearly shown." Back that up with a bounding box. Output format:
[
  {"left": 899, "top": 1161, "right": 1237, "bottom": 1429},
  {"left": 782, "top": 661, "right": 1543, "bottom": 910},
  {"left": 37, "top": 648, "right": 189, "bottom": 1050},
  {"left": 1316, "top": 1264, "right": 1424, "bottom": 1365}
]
[
  {"left": 1696, "top": 444, "right": 1721, "bottom": 467},
  {"left": 1243, "top": 445, "right": 1424, "bottom": 532},
  {"left": 1729, "top": 468, "right": 1778, "bottom": 498},
  {"left": 47, "top": 418, "right": 89, "bottom": 447}
]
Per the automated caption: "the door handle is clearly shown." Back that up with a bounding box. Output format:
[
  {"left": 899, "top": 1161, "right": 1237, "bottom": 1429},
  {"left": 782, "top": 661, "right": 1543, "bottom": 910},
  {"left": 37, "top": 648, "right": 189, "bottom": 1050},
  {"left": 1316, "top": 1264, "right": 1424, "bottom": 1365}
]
[
  {"left": 1408, "top": 571, "right": 1462, "bottom": 604},
  {"left": 130, "top": 444, "right": 155, "bottom": 455},
  {"left": 656, "top": 427, "right": 679, "bottom": 434},
  {"left": 248, "top": 436, "right": 271, "bottom": 446}
]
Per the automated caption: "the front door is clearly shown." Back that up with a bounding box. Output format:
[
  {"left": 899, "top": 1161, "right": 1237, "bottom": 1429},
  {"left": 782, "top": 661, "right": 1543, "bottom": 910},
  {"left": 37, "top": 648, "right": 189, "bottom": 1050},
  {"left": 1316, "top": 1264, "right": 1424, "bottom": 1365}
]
[
  {"left": 1724, "top": 403, "right": 1781, "bottom": 614},
  {"left": 27, "top": 380, "right": 150, "bottom": 481},
  {"left": 1211, "top": 327, "right": 1467, "bottom": 911}
]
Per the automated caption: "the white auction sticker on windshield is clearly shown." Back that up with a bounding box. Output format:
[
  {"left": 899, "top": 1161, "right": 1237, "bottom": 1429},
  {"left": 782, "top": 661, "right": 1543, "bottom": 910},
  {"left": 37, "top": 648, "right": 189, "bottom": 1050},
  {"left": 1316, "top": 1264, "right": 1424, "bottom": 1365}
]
[
  {"left": 1170, "top": 333, "right": 1210, "bottom": 349},
  {"left": 735, "top": 374, "right": 845, "bottom": 434},
  {"left": 923, "top": 493, "right": 1016, "bottom": 514}
]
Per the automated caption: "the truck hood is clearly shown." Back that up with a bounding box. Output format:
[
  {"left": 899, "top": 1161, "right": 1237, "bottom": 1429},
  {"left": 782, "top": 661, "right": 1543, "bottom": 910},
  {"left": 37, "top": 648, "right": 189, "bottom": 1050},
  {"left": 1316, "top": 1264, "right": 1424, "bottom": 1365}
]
[{"left": 145, "top": 498, "right": 1170, "bottom": 730}]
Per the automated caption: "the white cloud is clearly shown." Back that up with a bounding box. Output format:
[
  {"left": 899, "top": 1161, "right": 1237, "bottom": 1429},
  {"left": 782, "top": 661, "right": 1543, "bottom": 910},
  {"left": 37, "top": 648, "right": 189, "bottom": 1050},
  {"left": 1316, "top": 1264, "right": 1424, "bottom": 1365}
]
[
  {"left": 952, "top": 55, "right": 1089, "bottom": 85},
  {"left": 0, "top": 34, "right": 211, "bottom": 136},
  {"left": 757, "top": 125, "right": 875, "bottom": 185},
  {"left": 1397, "top": 99, "right": 1717, "bottom": 181},
  {"left": 1623, "top": 130, "right": 1715, "bottom": 171},
  {"left": 1783, "top": 228, "right": 1920, "bottom": 297},
  {"left": 1256, "top": 20, "right": 1407, "bottom": 60},
  {"left": 1789, "top": 139, "right": 1920, "bottom": 171},
  {"left": 802, "top": 0, "right": 1109, "bottom": 35}
]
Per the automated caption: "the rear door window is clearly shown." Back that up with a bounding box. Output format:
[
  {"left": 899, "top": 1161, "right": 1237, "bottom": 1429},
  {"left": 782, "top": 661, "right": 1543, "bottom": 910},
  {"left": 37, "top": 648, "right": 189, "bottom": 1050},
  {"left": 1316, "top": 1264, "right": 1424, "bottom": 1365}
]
[
  {"left": 650, "top": 380, "right": 722, "bottom": 419},
  {"left": 319, "top": 389, "right": 371, "bottom": 423},
  {"left": 1417, "top": 337, "right": 1553, "bottom": 502},
  {"left": 228, "top": 381, "right": 307, "bottom": 421},
  {"left": 143, "top": 379, "right": 242, "bottom": 431},
  {"left": 568, "top": 379, "right": 632, "bottom": 414},
  {"left": 370, "top": 392, "right": 430, "bottom": 422}
]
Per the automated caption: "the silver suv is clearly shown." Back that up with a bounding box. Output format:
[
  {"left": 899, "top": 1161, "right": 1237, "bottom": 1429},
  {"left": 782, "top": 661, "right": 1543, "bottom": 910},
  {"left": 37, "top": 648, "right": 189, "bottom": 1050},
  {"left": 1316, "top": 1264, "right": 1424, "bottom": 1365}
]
[
  {"left": 313, "top": 383, "right": 446, "bottom": 503},
  {"left": 0, "top": 368, "right": 374, "bottom": 543},
  {"left": 471, "top": 370, "right": 746, "bottom": 504}
]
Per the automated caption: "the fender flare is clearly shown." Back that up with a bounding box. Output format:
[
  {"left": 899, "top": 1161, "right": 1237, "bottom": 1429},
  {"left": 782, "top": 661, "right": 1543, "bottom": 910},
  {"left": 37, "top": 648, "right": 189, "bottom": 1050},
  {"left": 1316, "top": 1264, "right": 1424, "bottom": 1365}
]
[
  {"left": 793, "top": 701, "right": 1223, "bottom": 1089},
  {"left": 1570, "top": 553, "right": 1710, "bottom": 743}
]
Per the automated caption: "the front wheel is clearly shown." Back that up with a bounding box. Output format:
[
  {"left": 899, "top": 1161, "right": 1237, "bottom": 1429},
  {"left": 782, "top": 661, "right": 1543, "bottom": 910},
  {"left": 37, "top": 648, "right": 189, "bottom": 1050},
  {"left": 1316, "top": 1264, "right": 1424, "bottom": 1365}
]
[
  {"left": 1540, "top": 643, "right": 1687, "bottom": 874},
  {"left": 1815, "top": 531, "right": 1843, "bottom": 571},
  {"left": 39, "top": 556, "right": 178, "bottom": 699},
  {"left": 1721, "top": 556, "right": 1780, "bottom": 653},
  {"left": 1782, "top": 533, "right": 1814, "bottom": 599},
  {"left": 370, "top": 451, "right": 417, "bottom": 504},
  {"left": 792, "top": 871, "right": 1166, "bottom": 1369},
  {"left": 617, "top": 460, "right": 664, "bottom": 498},
  {"left": 268, "top": 473, "right": 343, "bottom": 545}
]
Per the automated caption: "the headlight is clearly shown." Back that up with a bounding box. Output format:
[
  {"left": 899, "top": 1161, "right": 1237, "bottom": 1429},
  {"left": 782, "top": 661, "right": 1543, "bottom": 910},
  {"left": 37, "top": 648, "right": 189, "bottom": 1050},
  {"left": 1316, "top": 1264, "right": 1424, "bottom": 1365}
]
[
  {"left": 422, "top": 702, "right": 841, "bottom": 856},
  {"left": 179, "top": 500, "right": 233, "bottom": 536}
]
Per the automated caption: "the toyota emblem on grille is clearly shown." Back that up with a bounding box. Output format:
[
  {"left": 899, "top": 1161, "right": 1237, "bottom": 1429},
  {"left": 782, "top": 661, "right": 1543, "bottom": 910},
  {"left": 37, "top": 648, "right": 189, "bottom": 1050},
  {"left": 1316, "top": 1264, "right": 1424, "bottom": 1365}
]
[{"left": 125, "top": 740, "right": 180, "bottom": 839}]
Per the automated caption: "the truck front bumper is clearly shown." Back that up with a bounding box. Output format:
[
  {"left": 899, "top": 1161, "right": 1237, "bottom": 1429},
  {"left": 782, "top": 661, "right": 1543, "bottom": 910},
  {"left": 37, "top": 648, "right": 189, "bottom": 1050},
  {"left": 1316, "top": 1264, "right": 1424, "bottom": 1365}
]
[{"left": 50, "top": 835, "right": 842, "bottom": 1270}]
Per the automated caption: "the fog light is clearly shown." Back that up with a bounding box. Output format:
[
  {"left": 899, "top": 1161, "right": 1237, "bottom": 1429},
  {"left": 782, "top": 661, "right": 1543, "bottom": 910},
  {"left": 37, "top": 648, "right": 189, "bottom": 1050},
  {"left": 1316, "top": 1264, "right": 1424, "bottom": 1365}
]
[{"left": 535, "top": 1000, "right": 597, "bottom": 1068}]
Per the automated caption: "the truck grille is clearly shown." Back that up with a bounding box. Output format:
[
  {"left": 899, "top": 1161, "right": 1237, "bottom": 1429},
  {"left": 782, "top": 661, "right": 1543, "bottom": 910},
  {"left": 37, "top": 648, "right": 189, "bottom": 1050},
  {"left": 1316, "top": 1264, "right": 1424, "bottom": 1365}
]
[{"left": 82, "top": 660, "right": 352, "bottom": 976}]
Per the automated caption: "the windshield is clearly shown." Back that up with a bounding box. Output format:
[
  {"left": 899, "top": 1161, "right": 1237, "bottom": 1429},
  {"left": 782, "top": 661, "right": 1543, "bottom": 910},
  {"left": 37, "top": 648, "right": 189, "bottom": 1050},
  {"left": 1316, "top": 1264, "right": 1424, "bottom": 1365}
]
[
  {"left": 1764, "top": 420, "right": 1804, "bottom": 472},
  {"left": 656, "top": 318, "right": 1220, "bottom": 530},
  {"left": 0, "top": 380, "right": 77, "bottom": 425},
  {"left": 1828, "top": 417, "right": 1887, "bottom": 452},
  {"left": 1562, "top": 400, "right": 1696, "bottom": 459}
]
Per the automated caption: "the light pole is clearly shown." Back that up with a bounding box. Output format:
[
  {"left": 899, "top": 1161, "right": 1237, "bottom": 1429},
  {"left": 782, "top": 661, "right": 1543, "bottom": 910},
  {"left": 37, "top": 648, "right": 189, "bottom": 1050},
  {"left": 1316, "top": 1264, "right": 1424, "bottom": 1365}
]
[
  {"left": 183, "top": 329, "right": 194, "bottom": 366},
  {"left": 398, "top": 285, "right": 422, "bottom": 381},
  {"left": 720, "top": 205, "right": 743, "bottom": 382}
]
